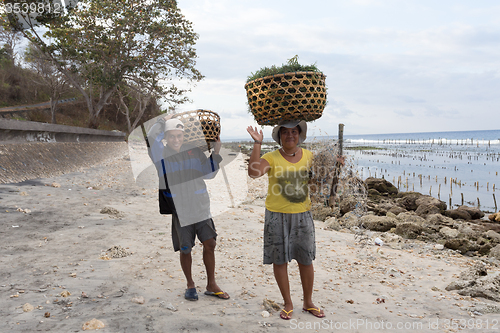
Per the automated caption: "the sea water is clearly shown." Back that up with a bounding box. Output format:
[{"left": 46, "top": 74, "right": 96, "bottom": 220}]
[{"left": 337, "top": 129, "right": 500, "bottom": 213}]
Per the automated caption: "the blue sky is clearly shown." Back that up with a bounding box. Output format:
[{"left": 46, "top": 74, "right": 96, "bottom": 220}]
[{"left": 173, "top": 0, "right": 500, "bottom": 140}]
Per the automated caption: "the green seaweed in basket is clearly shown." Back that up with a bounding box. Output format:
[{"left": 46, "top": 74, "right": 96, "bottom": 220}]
[{"left": 246, "top": 55, "right": 320, "bottom": 83}]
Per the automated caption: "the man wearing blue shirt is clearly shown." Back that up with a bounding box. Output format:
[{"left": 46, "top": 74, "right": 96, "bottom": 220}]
[{"left": 147, "top": 115, "right": 229, "bottom": 301}]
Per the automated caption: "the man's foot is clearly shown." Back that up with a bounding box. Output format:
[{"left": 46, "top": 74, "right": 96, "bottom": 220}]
[
  {"left": 206, "top": 283, "right": 230, "bottom": 299},
  {"left": 184, "top": 288, "right": 198, "bottom": 301},
  {"left": 204, "top": 290, "right": 230, "bottom": 299}
]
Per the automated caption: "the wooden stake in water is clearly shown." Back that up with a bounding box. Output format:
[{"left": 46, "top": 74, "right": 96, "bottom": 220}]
[
  {"left": 494, "top": 193, "right": 497, "bottom": 212},
  {"left": 461, "top": 193, "right": 464, "bottom": 206},
  {"left": 329, "top": 123, "right": 344, "bottom": 207},
  {"left": 438, "top": 184, "right": 441, "bottom": 199}
]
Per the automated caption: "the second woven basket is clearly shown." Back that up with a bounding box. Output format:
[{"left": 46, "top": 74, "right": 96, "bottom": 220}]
[{"left": 171, "top": 110, "right": 220, "bottom": 151}]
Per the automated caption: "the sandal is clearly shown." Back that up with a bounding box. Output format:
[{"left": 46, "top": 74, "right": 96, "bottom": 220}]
[
  {"left": 280, "top": 308, "right": 293, "bottom": 320},
  {"left": 204, "top": 290, "right": 230, "bottom": 299},
  {"left": 303, "top": 307, "right": 325, "bottom": 318},
  {"left": 184, "top": 288, "right": 198, "bottom": 301}
]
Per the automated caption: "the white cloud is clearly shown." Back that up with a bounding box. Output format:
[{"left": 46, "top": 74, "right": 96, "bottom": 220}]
[{"left": 173, "top": 0, "right": 500, "bottom": 138}]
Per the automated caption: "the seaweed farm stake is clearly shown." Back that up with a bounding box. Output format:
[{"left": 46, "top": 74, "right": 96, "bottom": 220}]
[{"left": 328, "top": 123, "right": 344, "bottom": 207}]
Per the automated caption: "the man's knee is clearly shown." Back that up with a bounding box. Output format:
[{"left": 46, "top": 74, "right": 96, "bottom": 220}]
[
  {"left": 202, "top": 238, "right": 216, "bottom": 252},
  {"left": 179, "top": 245, "right": 192, "bottom": 254}
]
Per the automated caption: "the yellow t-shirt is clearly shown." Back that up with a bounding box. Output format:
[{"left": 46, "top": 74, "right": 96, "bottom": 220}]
[{"left": 261, "top": 148, "right": 313, "bottom": 214}]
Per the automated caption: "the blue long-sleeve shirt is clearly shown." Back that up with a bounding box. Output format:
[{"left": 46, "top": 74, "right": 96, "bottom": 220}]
[{"left": 147, "top": 119, "right": 222, "bottom": 221}]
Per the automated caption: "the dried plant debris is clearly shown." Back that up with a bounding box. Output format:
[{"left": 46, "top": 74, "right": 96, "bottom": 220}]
[
  {"left": 100, "top": 206, "right": 125, "bottom": 218},
  {"left": 100, "top": 245, "right": 131, "bottom": 259},
  {"left": 263, "top": 298, "right": 281, "bottom": 312},
  {"left": 309, "top": 138, "right": 367, "bottom": 227}
]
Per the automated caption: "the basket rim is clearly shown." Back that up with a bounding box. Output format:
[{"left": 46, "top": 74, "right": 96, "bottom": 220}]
[
  {"left": 244, "top": 71, "right": 326, "bottom": 88},
  {"left": 172, "top": 109, "right": 219, "bottom": 117}
]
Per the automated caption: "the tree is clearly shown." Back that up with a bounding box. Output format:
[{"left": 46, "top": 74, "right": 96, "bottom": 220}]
[
  {"left": 115, "top": 81, "right": 158, "bottom": 134},
  {"left": 0, "top": 18, "right": 21, "bottom": 67},
  {"left": 7, "top": 0, "right": 203, "bottom": 128},
  {"left": 24, "top": 42, "right": 70, "bottom": 124}
]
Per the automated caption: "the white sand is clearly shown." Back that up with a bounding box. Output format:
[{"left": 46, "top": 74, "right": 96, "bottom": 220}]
[{"left": 1, "top": 150, "right": 500, "bottom": 332}]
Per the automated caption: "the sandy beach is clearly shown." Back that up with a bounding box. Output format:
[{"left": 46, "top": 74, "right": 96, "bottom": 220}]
[{"left": 1, "top": 144, "right": 500, "bottom": 332}]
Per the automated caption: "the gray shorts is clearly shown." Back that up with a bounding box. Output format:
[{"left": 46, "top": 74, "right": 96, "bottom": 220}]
[
  {"left": 171, "top": 213, "right": 217, "bottom": 254},
  {"left": 263, "top": 209, "right": 316, "bottom": 266}
]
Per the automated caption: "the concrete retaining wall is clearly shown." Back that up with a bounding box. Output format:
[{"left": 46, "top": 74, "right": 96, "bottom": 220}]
[
  {"left": 0, "top": 142, "right": 129, "bottom": 184},
  {"left": 0, "top": 119, "right": 126, "bottom": 143},
  {"left": 0, "top": 119, "right": 129, "bottom": 184}
]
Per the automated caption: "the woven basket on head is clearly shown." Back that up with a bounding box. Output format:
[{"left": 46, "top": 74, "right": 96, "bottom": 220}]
[
  {"left": 244, "top": 71, "right": 327, "bottom": 126},
  {"left": 171, "top": 110, "right": 220, "bottom": 151}
]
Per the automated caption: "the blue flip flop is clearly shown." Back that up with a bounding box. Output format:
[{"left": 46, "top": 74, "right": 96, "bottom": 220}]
[{"left": 184, "top": 288, "right": 198, "bottom": 301}]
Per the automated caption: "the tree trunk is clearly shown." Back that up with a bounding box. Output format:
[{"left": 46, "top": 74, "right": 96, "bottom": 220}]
[
  {"left": 50, "top": 97, "right": 57, "bottom": 124},
  {"left": 130, "top": 95, "right": 151, "bottom": 133},
  {"left": 117, "top": 90, "right": 132, "bottom": 134},
  {"left": 87, "top": 85, "right": 118, "bottom": 128}
]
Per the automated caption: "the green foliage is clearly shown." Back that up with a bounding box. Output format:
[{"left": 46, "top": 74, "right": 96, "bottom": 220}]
[
  {"left": 40, "top": 0, "right": 203, "bottom": 89},
  {"left": 246, "top": 55, "right": 320, "bottom": 83},
  {"left": 10, "top": 0, "right": 203, "bottom": 128},
  {"left": 0, "top": 46, "right": 11, "bottom": 63}
]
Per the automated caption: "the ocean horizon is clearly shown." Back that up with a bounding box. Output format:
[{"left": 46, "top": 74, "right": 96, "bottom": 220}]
[
  {"left": 224, "top": 128, "right": 500, "bottom": 213},
  {"left": 342, "top": 129, "right": 500, "bottom": 213},
  {"left": 223, "top": 128, "right": 500, "bottom": 144}
]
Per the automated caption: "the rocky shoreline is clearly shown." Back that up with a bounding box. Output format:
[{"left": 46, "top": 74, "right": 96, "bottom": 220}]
[{"left": 321, "top": 177, "right": 500, "bottom": 261}]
